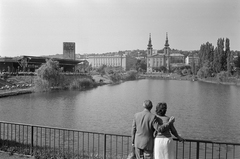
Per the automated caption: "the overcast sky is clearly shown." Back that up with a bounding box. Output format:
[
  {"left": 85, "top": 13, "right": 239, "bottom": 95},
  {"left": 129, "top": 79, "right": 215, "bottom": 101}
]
[{"left": 0, "top": 0, "right": 239, "bottom": 57}]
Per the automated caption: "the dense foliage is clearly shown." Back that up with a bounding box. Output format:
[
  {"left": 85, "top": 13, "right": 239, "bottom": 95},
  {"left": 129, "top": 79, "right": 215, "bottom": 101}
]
[
  {"left": 109, "top": 73, "right": 122, "bottom": 83},
  {"left": 34, "top": 59, "right": 96, "bottom": 91},
  {"left": 152, "top": 66, "right": 167, "bottom": 73},
  {"left": 34, "top": 59, "right": 62, "bottom": 91},
  {"left": 96, "top": 65, "right": 107, "bottom": 76},
  {"left": 234, "top": 53, "right": 240, "bottom": 76},
  {"left": 135, "top": 59, "right": 147, "bottom": 72},
  {"left": 197, "top": 38, "right": 234, "bottom": 79},
  {"left": 69, "top": 78, "right": 95, "bottom": 90},
  {"left": 36, "top": 59, "right": 62, "bottom": 86},
  {"left": 124, "top": 70, "right": 138, "bottom": 80}
]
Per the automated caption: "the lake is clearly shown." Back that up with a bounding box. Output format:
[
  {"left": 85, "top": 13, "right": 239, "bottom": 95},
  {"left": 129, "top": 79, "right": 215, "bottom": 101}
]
[{"left": 0, "top": 79, "right": 240, "bottom": 143}]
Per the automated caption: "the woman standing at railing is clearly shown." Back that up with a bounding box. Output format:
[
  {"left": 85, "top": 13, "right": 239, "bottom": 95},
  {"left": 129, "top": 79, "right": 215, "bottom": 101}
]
[{"left": 154, "top": 102, "right": 184, "bottom": 159}]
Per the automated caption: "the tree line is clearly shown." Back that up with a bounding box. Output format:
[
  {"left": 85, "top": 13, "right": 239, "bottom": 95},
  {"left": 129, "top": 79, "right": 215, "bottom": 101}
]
[{"left": 197, "top": 38, "right": 240, "bottom": 79}]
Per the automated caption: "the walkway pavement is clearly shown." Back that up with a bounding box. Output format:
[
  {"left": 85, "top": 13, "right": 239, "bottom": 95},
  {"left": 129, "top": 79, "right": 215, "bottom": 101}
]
[
  {"left": 0, "top": 88, "right": 33, "bottom": 98},
  {"left": 0, "top": 151, "right": 34, "bottom": 159}
]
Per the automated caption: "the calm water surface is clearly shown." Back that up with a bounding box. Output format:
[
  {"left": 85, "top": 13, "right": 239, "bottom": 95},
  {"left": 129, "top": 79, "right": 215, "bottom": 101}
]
[{"left": 0, "top": 79, "right": 240, "bottom": 143}]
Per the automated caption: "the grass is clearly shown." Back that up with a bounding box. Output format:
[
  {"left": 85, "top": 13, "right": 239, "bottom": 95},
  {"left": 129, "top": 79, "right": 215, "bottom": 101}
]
[{"left": 0, "top": 139, "right": 129, "bottom": 159}]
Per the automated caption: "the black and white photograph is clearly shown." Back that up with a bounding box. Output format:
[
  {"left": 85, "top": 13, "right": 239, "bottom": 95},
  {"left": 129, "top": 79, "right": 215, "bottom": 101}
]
[{"left": 0, "top": 0, "right": 240, "bottom": 158}]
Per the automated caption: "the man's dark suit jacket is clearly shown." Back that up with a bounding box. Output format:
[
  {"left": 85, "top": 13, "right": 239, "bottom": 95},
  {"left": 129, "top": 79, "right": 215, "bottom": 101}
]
[{"left": 131, "top": 109, "right": 171, "bottom": 152}]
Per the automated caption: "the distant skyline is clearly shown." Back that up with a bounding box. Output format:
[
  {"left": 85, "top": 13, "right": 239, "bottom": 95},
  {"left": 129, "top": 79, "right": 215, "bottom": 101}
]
[{"left": 0, "top": 0, "right": 239, "bottom": 57}]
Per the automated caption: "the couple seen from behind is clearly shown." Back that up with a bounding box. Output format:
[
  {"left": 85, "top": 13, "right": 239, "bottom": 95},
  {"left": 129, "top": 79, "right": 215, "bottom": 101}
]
[{"left": 130, "top": 100, "right": 184, "bottom": 159}]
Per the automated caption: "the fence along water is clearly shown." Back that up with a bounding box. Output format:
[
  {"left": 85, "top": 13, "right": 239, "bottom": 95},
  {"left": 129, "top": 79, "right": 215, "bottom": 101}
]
[{"left": 0, "top": 121, "right": 240, "bottom": 159}]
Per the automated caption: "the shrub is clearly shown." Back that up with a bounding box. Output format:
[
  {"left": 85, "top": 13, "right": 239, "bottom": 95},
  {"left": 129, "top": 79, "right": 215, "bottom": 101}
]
[
  {"left": 109, "top": 73, "right": 122, "bottom": 83},
  {"left": 181, "top": 69, "right": 188, "bottom": 76},
  {"left": 35, "top": 59, "right": 61, "bottom": 88},
  {"left": 57, "top": 74, "right": 68, "bottom": 89},
  {"left": 217, "top": 71, "right": 230, "bottom": 82},
  {"left": 197, "top": 65, "right": 211, "bottom": 78},
  {"left": 152, "top": 66, "right": 167, "bottom": 73},
  {"left": 34, "top": 77, "right": 51, "bottom": 92},
  {"left": 125, "top": 70, "right": 138, "bottom": 80},
  {"left": 96, "top": 65, "right": 107, "bottom": 76},
  {"left": 69, "top": 78, "right": 94, "bottom": 90},
  {"left": 197, "top": 68, "right": 204, "bottom": 78}
]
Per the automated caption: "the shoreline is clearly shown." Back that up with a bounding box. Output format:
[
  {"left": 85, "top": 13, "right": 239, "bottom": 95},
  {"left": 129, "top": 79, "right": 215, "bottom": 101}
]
[
  {"left": 140, "top": 73, "right": 198, "bottom": 81},
  {"left": 141, "top": 73, "right": 240, "bottom": 86},
  {"left": 0, "top": 88, "right": 33, "bottom": 98},
  {"left": 198, "top": 78, "right": 240, "bottom": 86},
  {"left": 1, "top": 74, "right": 239, "bottom": 98}
]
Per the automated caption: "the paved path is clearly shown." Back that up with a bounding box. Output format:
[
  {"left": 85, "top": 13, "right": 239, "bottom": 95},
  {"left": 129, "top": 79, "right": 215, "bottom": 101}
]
[
  {"left": 0, "top": 151, "right": 34, "bottom": 159},
  {"left": 0, "top": 88, "right": 33, "bottom": 98}
]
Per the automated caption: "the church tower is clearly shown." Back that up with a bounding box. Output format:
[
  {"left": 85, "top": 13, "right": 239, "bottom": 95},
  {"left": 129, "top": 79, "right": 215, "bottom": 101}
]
[
  {"left": 164, "top": 32, "right": 171, "bottom": 72},
  {"left": 147, "top": 33, "right": 153, "bottom": 56}
]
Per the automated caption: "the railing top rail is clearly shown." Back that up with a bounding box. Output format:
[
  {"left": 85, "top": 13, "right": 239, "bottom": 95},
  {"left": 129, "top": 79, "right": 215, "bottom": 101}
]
[
  {"left": 1, "top": 120, "right": 240, "bottom": 145},
  {"left": 0, "top": 120, "right": 105, "bottom": 135},
  {"left": 173, "top": 138, "right": 240, "bottom": 145},
  {"left": 105, "top": 133, "right": 131, "bottom": 138}
]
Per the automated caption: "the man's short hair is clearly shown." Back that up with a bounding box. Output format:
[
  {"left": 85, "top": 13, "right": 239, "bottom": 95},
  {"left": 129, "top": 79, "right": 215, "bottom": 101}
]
[{"left": 143, "top": 100, "right": 153, "bottom": 110}]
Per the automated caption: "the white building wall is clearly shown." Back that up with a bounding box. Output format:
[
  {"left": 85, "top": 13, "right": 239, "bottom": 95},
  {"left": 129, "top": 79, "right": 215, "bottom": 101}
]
[
  {"left": 185, "top": 56, "right": 190, "bottom": 65},
  {"left": 86, "top": 55, "right": 129, "bottom": 71}
]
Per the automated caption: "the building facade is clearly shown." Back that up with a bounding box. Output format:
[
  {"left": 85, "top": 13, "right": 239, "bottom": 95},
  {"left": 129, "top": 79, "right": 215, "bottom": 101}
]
[
  {"left": 185, "top": 54, "right": 199, "bottom": 66},
  {"left": 63, "top": 42, "right": 75, "bottom": 60},
  {"left": 86, "top": 54, "right": 137, "bottom": 71},
  {"left": 0, "top": 56, "right": 84, "bottom": 74},
  {"left": 146, "top": 33, "right": 185, "bottom": 73}
]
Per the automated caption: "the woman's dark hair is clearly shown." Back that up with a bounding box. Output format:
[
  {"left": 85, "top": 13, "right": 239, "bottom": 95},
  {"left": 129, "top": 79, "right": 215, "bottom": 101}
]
[{"left": 156, "top": 103, "right": 167, "bottom": 116}]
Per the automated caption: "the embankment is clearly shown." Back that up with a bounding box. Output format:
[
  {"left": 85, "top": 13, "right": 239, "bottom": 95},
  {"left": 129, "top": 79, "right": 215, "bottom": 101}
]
[{"left": 0, "top": 88, "right": 33, "bottom": 98}]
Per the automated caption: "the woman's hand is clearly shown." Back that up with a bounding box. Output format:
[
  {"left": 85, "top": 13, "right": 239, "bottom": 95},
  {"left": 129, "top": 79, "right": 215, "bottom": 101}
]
[
  {"left": 169, "top": 116, "right": 175, "bottom": 123},
  {"left": 178, "top": 136, "right": 185, "bottom": 142}
]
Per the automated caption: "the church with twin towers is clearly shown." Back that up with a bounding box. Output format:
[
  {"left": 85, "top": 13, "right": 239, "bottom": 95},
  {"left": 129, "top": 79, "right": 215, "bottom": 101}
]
[{"left": 146, "top": 33, "right": 185, "bottom": 73}]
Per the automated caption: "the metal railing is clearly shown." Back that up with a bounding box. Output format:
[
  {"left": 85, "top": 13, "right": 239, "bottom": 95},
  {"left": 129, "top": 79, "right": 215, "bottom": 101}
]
[{"left": 0, "top": 121, "right": 240, "bottom": 159}]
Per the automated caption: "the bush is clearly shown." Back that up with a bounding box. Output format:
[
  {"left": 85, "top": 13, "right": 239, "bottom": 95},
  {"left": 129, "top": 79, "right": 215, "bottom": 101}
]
[
  {"left": 35, "top": 59, "right": 61, "bottom": 88},
  {"left": 69, "top": 78, "right": 94, "bottom": 90},
  {"left": 197, "top": 66, "right": 211, "bottom": 78},
  {"left": 125, "top": 70, "right": 138, "bottom": 80},
  {"left": 109, "top": 73, "right": 122, "bottom": 83},
  {"left": 96, "top": 65, "right": 107, "bottom": 76},
  {"left": 217, "top": 71, "right": 229, "bottom": 82},
  {"left": 152, "top": 66, "right": 167, "bottom": 73},
  {"left": 34, "top": 77, "right": 51, "bottom": 92},
  {"left": 181, "top": 69, "right": 188, "bottom": 76}
]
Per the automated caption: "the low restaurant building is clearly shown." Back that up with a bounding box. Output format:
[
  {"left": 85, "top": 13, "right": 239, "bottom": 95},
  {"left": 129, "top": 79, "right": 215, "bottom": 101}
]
[{"left": 0, "top": 55, "right": 85, "bottom": 74}]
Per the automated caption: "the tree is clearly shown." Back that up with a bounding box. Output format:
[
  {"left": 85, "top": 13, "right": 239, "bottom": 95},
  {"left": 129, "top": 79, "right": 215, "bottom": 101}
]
[
  {"left": 125, "top": 70, "right": 138, "bottom": 80},
  {"left": 226, "top": 38, "right": 232, "bottom": 76},
  {"left": 191, "top": 53, "right": 196, "bottom": 75},
  {"left": 197, "top": 60, "right": 211, "bottom": 78},
  {"left": 135, "top": 59, "right": 147, "bottom": 72},
  {"left": 213, "top": 47, "right": 221, "bottom": 73},
  {"left": 218, "top": 38, "right": 227, "bottom": 71},
  {"left": 35, "top": 59, "right": 62, "bottom": 90},
  {"left": 199, "top": 42, "right": 214, "bottom": 70},
  {"left": 199, "top": 38, "right": 233, "bottom": 77},
  {"left": 234, "top": 53, "right": 240, "bottom": 76},
  {"left": 234, "top": 53, "right": 240, "bottom": 68}
]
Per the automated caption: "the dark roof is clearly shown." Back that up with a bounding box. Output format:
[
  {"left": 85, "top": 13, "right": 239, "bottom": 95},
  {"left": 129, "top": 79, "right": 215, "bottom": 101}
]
[
  {"left": 0, "top": 57, "right": 16, "bottom": 62},
  {"left": 17, "top": 56, "right": 84, "bottom": 65}
]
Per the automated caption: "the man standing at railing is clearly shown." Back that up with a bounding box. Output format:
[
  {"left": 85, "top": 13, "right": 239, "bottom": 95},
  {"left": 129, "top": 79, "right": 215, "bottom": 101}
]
[{"left": 131, "top": 100, "right": 175, "bottom": 159}]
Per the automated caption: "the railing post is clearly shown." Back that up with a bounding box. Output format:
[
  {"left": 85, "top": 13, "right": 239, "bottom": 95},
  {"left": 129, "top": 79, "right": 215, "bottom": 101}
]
[
  {"left": 103, "top": 134, "right": 106, "bottom": 159},
  {"left": 196, "top": 141, "right": 199, "bottom": 159},
  {"left": 31, "top": 126, "right": 34, "bottom": 155}
]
